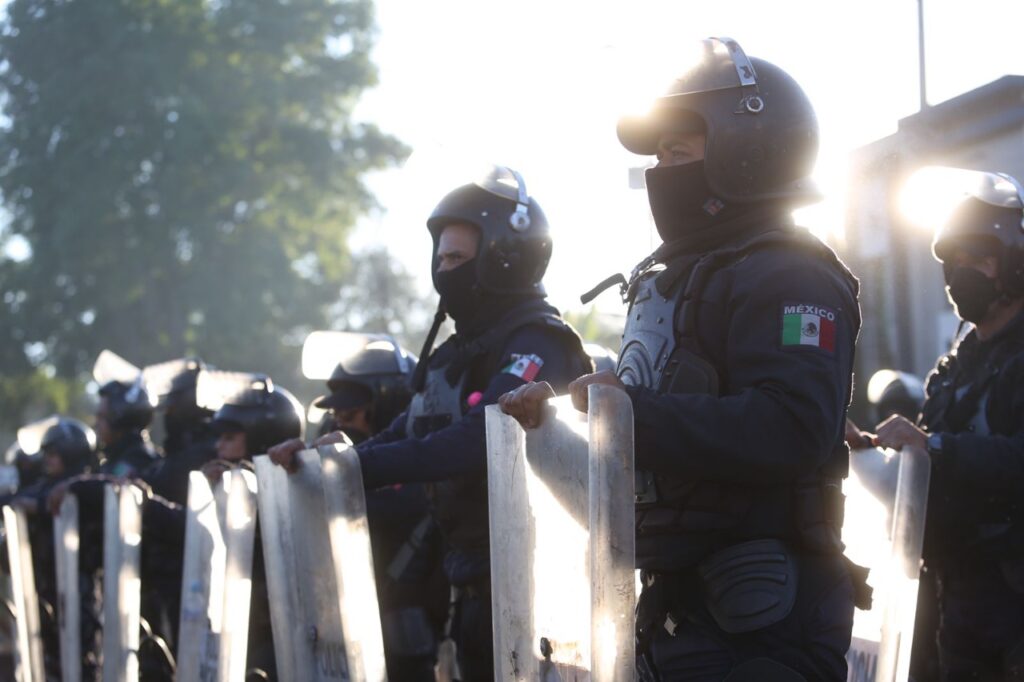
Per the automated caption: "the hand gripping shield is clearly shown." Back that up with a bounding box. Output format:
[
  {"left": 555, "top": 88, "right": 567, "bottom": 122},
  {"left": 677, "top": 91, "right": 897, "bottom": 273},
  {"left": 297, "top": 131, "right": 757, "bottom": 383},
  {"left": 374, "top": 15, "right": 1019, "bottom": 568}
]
[
  {"left": 485, "top": 385, "right": 635, "bottom": 681},
  {"left": 176, "top": 469, "right": 258, "bottom": 682},
  {"left": 102, "top": 483, "right": 144, "bottom": 682},
  {"left": 54, "top": 494, "right": 81, "bottom": 682},
  {"left": 843, "top": 446, "right": 931, "bottom": 682},
  {"left": 253, "top": 443, "right": 385, "bottom": 682},
  {"left": 2, "top": 506, "right": 45, "bottom": 682}
]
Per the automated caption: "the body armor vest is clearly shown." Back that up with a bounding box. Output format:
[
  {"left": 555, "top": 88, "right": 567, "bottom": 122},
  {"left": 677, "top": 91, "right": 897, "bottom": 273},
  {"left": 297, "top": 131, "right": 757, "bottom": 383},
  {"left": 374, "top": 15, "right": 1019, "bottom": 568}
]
[
  {"left": 403, "top": 302, "right": 590, "bottom": 566},
  {"left": 617, "top": 230, "right": 854, "bottom": 569},
  {"left": 406, "top": 366, "right": 467, "bottom": 440}
]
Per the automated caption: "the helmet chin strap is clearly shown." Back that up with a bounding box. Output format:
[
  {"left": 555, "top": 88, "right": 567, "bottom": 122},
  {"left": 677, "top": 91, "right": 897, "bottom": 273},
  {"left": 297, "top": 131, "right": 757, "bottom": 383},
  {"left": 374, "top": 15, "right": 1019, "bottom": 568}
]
[{"left": 410, "top": 305, "right": 448, "bottom": 393}]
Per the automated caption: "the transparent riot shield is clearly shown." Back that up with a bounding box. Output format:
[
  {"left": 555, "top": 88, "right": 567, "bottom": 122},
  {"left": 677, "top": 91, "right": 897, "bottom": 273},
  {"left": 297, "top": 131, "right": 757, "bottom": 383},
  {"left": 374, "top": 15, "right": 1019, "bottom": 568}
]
[
  {"left": 485, "top": 384, "right": 635, "bottom": 681},
  {"left": 254, "top": 443, "right": 386, "bottom": 682},
  {"left": 177, "top": 469, "right": 258, "bottom": 682},
  {"left": 54, "top": 494, "right": 81, "bottom": 682},
  {"left": 102, "top": 483, "right": 144, "bottom": 682},
  {"left": 843, "top": 446, "right": 931, "bottom": 682},
  {"left": 2, "top": 506, "right": 45, "bottom": 682}
]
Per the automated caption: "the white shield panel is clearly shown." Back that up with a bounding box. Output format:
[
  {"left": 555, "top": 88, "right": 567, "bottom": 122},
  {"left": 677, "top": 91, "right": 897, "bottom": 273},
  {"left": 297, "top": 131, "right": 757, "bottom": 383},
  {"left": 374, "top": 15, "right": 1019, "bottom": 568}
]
[
  {"left": 844, "top": 446, "right": 931, "bottom": 682},
  {"left": 486, "top": 384, "right": 635, "bottom": 681},
  {"left": 3, "top": 505, "right": 45, "bottom": 682},
  {"left": 254, "top": 445, "right": 385, "bottom": 682},
  {"left": 54, "top": 494, "right": 81, "bottom": 682},
  {"left": 102, "top": 484, "right": 144, "bottom": 682}
]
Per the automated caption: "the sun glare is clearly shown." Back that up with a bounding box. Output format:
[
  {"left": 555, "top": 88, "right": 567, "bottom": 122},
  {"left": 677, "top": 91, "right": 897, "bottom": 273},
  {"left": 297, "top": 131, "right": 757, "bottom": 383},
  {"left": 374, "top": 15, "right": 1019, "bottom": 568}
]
[{"left": 899, "top": 166, "right": 979, "bottom": 232}]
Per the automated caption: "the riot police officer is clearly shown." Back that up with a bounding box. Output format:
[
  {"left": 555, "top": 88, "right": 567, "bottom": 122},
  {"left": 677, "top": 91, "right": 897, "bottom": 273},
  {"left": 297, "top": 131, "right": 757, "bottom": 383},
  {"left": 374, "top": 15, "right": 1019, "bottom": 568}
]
[
  {"left": 43, "top": 379, "right": 160, "bottom": 680},
  {"left": 501, "top": 38, "right": 861, "bottom": 680},
  {"left": 143, "top": 357, "right": 218, "bottom": 505},
  {"left": 307, "top": 333, "right": 446, "bottom": 680},
  {"left": 271, "top": 166, "right": 593, "bottom": 680},
  {"left": 199, "top": 374, "right": 305, "bottom": 681},
  {"left": 849, "top": 169, "right": 1024, "bottom": 680},
  {"left": 6, "top": 418, "right": 96, "bottom": 678}
]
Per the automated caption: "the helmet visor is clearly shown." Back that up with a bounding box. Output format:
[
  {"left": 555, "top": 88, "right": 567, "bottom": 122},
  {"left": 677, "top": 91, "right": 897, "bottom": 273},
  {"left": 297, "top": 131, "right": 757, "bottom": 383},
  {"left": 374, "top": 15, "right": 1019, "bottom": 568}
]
[
  {"left": 17, "top": 415, "right": 61, "bottom": 456},
  {"left": 92, "top": 349, "right": 142, "bottom": 386},
  {"left": 142, "top": 357, "right": 203, "bottom": 408},
  {"left": 922, "top": 167, "right": 1024, "bottom": 260},
  {"left": 196, "top": 370, "right": 269, "bottom": 412},
  {"left": 618, "top": 37, "right": 758, "bottom": 155},
  {"left": 302, "top": 331, "right": 412, "bottom": 381}
]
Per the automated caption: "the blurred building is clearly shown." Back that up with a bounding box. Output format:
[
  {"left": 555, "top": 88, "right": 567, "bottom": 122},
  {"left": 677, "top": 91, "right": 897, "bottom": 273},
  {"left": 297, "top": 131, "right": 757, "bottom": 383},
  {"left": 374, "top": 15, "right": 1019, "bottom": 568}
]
[{"left": 842, "top": 75, "right": 1024, "bottom": 416}]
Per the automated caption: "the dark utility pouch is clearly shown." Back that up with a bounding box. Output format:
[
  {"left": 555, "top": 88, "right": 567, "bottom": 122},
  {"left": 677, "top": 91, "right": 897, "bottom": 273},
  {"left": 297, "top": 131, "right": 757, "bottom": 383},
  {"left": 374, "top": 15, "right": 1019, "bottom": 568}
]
[{"left": 697, "top": 539, "right": 797, "bottom": 634}]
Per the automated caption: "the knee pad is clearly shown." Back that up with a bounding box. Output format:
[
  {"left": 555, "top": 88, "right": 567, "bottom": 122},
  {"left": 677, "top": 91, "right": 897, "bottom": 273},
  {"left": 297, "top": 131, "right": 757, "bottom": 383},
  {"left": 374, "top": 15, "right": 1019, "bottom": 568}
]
[{"left": 723, "top": 657, "right": 807, "bottom": 682}]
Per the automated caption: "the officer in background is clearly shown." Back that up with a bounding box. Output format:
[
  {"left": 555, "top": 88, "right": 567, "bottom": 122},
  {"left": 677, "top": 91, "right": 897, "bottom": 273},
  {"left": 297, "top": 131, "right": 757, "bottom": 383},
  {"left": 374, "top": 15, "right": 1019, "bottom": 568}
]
[
  {"left": 7, "top": 417, "right": 96, "bottom": 678},
  {"left": 271, "top": 166, "right": 593, "bottom": 680},
  {"left": 199, "top": 374, "right": 305, "bottom": 681},
  {"left": 130, "top": 359, "right": 219, "bottom": 680},
  {"left": 501, "top": 38, "right": 861, "bottom": 680},
  {"left": 1, "top": 440, "right": 42, "bottom": 499},
  {"left": 92, "top": 379, "right": 161, "bottom": 477},
  {"left": 308, "top": 335, "right": 446, "bottom": 680},
  {"left": 143, "top": 357, "right": 218, "bottom": 505},
  {"left": 848, "top": 170, "right": 1024, "bottom": 680},
  {"left": 44, "top": 379, "right": 160, "bottom": 681}
]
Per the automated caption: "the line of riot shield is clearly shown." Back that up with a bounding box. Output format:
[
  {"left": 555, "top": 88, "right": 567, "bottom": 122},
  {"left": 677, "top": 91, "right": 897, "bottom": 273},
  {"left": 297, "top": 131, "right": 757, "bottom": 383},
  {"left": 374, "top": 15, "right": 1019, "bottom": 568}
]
[
  {"left": 253, "top": 443, "right": 386, "bottom": 682},
  {"left": 177, "top": 468, "right": 258, "bottom": 682},
  {"left": 485, "top": 384, "right": 635, "bottom": 681},
  {"left": 843, "top": 445, "right": 931, "bottom": 682},
  {"left": 2, "top": 506, "right": 45, "bottom": 682},
  {"left": 102, "top": 483, "right": 144, "bottom": 682},
  {"left": 54, "top": 493, "right": 81, "bottom": 682}
]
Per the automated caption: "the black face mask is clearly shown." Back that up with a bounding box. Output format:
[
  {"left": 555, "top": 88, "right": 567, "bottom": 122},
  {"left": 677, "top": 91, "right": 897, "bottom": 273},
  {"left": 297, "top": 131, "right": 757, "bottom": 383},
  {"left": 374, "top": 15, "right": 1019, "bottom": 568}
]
[
  {"left": 645, "top": 160, "right": 730, "bottom": 244},
  {"left": 947, "top": 266, "right": 1000, "bottom": 323},
  {"left": 434, "top": 259, "right": 483, "bottom": 323}
]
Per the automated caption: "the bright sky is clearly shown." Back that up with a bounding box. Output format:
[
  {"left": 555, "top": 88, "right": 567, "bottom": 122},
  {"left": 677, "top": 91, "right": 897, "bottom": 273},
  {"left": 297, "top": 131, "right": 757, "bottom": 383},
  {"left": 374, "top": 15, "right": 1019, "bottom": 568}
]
[{"left": 350, "top": 0, "right": 1024, "bottom": 322}]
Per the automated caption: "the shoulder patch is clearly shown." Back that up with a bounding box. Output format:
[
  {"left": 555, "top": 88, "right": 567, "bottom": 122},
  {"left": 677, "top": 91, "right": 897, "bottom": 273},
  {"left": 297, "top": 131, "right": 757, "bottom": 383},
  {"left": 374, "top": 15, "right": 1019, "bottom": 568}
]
[
  {"left": 502, "top": 353, "right": 544, "bottom": 382},
  {"left": 781, "top": 301, "right": 836, "bottom": 353}
]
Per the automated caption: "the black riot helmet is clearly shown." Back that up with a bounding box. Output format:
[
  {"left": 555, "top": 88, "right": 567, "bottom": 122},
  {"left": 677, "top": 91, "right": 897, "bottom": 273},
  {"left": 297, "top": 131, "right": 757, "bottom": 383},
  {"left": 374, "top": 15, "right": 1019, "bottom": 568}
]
[
  {"left": 931, "top": 169, "right": 1024, "bottom": 296},
  {"left": 426, "top": 166, "right": 552, "bottom": 295},
  {"left": 866, "top": 369, "right": 925, "bottom": 424},
  {"left": 617, "top": 37, "right": 820, "bottom": 205},
  {"left": 18, "top": 416, "right": 97, "bottom": 476},
  {"left": 311, "top": 333, "right": 415, "bottom": 435},
  {"left": 201, "top": 372, "right": 305, "bottom": 456},
  {"left": 98, "top": 379, "right": 155, "bottom": 431},
  {"left": 5, "top": 439, "right": 41, "bottom": 490},
  {"left": 143, "top": 357, "right": 212, "bottom": 434}
]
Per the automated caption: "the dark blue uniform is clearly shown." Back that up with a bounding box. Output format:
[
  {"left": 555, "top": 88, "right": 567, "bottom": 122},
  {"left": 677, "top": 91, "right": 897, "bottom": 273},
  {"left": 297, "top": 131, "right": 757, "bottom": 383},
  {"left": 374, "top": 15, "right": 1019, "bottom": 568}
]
[
  {"left": 357, "top": 299, "right": 592, "bottom": 681},
  {"left": 621, "top": 218, "right": 861, "bottom": 681},
  {"left": 69, "top": 431, "right": 159, "bottom": 682},
  {"left": 916, "top": 311, "right": 1024, "bottom": 680}
]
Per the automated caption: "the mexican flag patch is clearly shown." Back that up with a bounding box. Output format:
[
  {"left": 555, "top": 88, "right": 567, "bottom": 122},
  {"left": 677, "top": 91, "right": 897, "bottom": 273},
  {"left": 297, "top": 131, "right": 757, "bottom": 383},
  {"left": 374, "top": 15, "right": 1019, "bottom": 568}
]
[
  {"left": 781, "top": 303, "right": 836, "bottom": 353},
  {"left": 503, "top": 353, "right": 544, "bottom": 382}
]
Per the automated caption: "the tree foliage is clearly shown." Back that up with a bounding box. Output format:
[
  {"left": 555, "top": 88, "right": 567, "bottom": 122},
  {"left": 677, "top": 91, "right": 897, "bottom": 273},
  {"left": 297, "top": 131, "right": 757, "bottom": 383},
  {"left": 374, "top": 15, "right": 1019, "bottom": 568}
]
[
  {"left": 0, "top": 0, "right": 407, "bottom": 432},
  {"left": 329, "top": 245, "right": 441, "bottom": 353}
]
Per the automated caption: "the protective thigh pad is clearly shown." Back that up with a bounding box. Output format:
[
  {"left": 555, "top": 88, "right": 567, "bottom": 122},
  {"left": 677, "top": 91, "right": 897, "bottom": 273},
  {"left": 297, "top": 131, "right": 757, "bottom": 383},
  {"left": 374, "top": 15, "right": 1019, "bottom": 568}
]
[
  {"left": 697, "top": 539, "right": 797, "bottom": 634},
  {"left": 723, "top": 657, "right": 807, "bottom": 681}
]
